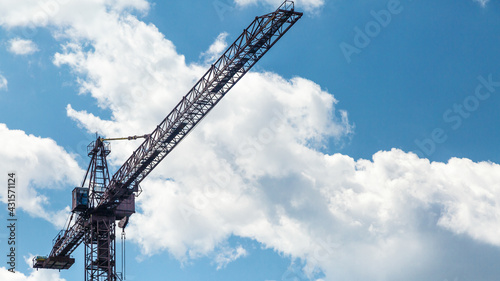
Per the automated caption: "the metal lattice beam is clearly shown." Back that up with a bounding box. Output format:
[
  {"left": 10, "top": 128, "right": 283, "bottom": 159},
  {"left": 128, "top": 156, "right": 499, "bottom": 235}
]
[
  {"left": 100, "top": 1, "right": 302, "bottom": 210},
  {"left": 36, "top": 0, "right": 302, "bottom": 272}
]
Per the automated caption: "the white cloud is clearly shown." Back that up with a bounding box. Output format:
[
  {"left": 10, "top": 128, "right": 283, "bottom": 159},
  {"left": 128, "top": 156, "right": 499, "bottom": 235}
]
[
  {"left": 200, "top": 32, "right": 229, "bottom": 64},
  {"left": 0, "top": 267, "right": 66, "bottom": 281},
  {"left": 474, "top": 0, "right": 490, "bottom": 7},
  {"left": 0, "top": 0, "right": 149, "bottom": 28},
  {"left": 0, "top": 257, "right": 66, "bottom": 281},
  {"left": 234, "top": 0, "right": 324, "bottom": 12},
  {"left": 0, "top": 74, "right": 7, "bottom": 90},
  {"left": 0, "top": 124, "right": 83, "bottom": 228},
  {"left": 127, "top": 148, "right": 500, "bottom": 280},
  {"left": 2, "top": 0, "right": 500, "bottom": 280},
  {"left": 8, "top": 38, "right": 39, "bottom": 55},
  {"left": 51, "top": 7, "right": 500, "bottom": 275},
  {"left": 40, "top": 1, "right": 500, "bottom": 279},
  {"left": 214, "top": 245, "right": 248, "bottom": 269}
]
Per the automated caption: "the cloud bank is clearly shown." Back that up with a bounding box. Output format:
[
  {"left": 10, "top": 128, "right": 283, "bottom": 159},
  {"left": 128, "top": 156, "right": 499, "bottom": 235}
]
[
  {"left": 0, "top": 257, "right": 65, "bottom": 281},
  {"left": 0, "top": 124, "right": 83, "bottom": 228},
  {"left": 1, "top": 0, "right": 499, "bottom": 280}
]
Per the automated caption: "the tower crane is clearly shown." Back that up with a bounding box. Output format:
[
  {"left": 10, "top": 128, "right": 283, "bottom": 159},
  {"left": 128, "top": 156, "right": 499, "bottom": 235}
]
[{"left": 33, "top": 1, "right": 302, "bottom": 280}]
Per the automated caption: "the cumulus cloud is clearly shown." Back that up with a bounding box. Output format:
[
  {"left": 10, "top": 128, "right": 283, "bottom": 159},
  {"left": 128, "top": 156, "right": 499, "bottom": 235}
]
[
  {"left": 51, "top": 9, "right": 500, "bottom": 274},
  {"left": 0, "top": 124, "right": 83, "bottom": 227},
  {"left": 0, "top": 267, "right": 66, "bottom": 281},
  {"left": 200, "top": 32, "right": 229, "bottom": 64},
  {"left": 50, "top": 6, "right": 500, "bottom": 275},
  {"left": 214, "top": 245, "right": 248, "bottom": 269},
  {"left": 234, "top": 0, "right": 324, "bottom": 12},
  {"left": 0, "top": 0, "right": 149, "bottom": 28},
  {"left": 0, "top": 257, "right": 66, "bottom": 281},
  {"left": 2, "top": 0, "right": 500, "bottom": 279},
  {"left": 0, "top": 74, "right": 7, "bottom": 90},
  {"left": 8, "top": 38, "right": 38, "bottom": 55},
  {"left": 131, "top": 148, "right": 500, "bottom": 280}
]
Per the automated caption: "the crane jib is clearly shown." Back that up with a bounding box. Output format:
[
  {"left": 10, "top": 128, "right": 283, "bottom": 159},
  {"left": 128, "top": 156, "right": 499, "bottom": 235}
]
[{"left": 105, "top": 8, "right": 302, "bottom": 205}]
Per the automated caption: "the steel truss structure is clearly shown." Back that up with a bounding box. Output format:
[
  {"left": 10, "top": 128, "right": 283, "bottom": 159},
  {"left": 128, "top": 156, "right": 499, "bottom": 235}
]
[{"left": 33, "top": 2, "right": 302, "bottom": 280}]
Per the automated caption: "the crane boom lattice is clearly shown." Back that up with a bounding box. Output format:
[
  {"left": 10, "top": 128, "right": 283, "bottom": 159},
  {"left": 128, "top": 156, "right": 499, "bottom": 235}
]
[
  {"left": 33, "top": 2, "right": 302, "bottom": 280},
  {"left": 102, "top": 1, "right": 302, "bottom": 209}
]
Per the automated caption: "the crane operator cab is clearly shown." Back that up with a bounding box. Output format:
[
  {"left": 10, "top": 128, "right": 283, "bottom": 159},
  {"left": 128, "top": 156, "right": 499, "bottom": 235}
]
[{"left": 72, "top": 187, "right": 89, "bottom": 212}]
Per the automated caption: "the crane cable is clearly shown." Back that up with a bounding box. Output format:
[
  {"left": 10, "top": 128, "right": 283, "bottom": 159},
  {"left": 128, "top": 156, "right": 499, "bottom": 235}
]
[
  {"left": 121, "top": 229, "right": 126, "bottom": 280},
  {"left": 64, "top": 212, "right": 74, "bottom": 233},
  {"left": 100, "top": 134, "right": 149, "bottom": 142}
]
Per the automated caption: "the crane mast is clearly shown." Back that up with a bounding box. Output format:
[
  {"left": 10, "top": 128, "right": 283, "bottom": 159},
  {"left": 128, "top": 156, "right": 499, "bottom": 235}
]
[{"left": 33, "top": 1, "right": 302, "bottom": 280}]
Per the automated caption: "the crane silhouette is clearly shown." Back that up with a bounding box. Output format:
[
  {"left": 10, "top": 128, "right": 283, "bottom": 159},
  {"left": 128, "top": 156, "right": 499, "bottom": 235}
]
[{"left": 33, "top": 1, "right": 302, "bottom": 280}]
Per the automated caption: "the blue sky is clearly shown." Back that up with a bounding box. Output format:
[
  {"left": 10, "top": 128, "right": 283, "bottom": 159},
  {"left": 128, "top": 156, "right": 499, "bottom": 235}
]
[{"left": 1, "top": 0, "right": 500, "bottom": 280}]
